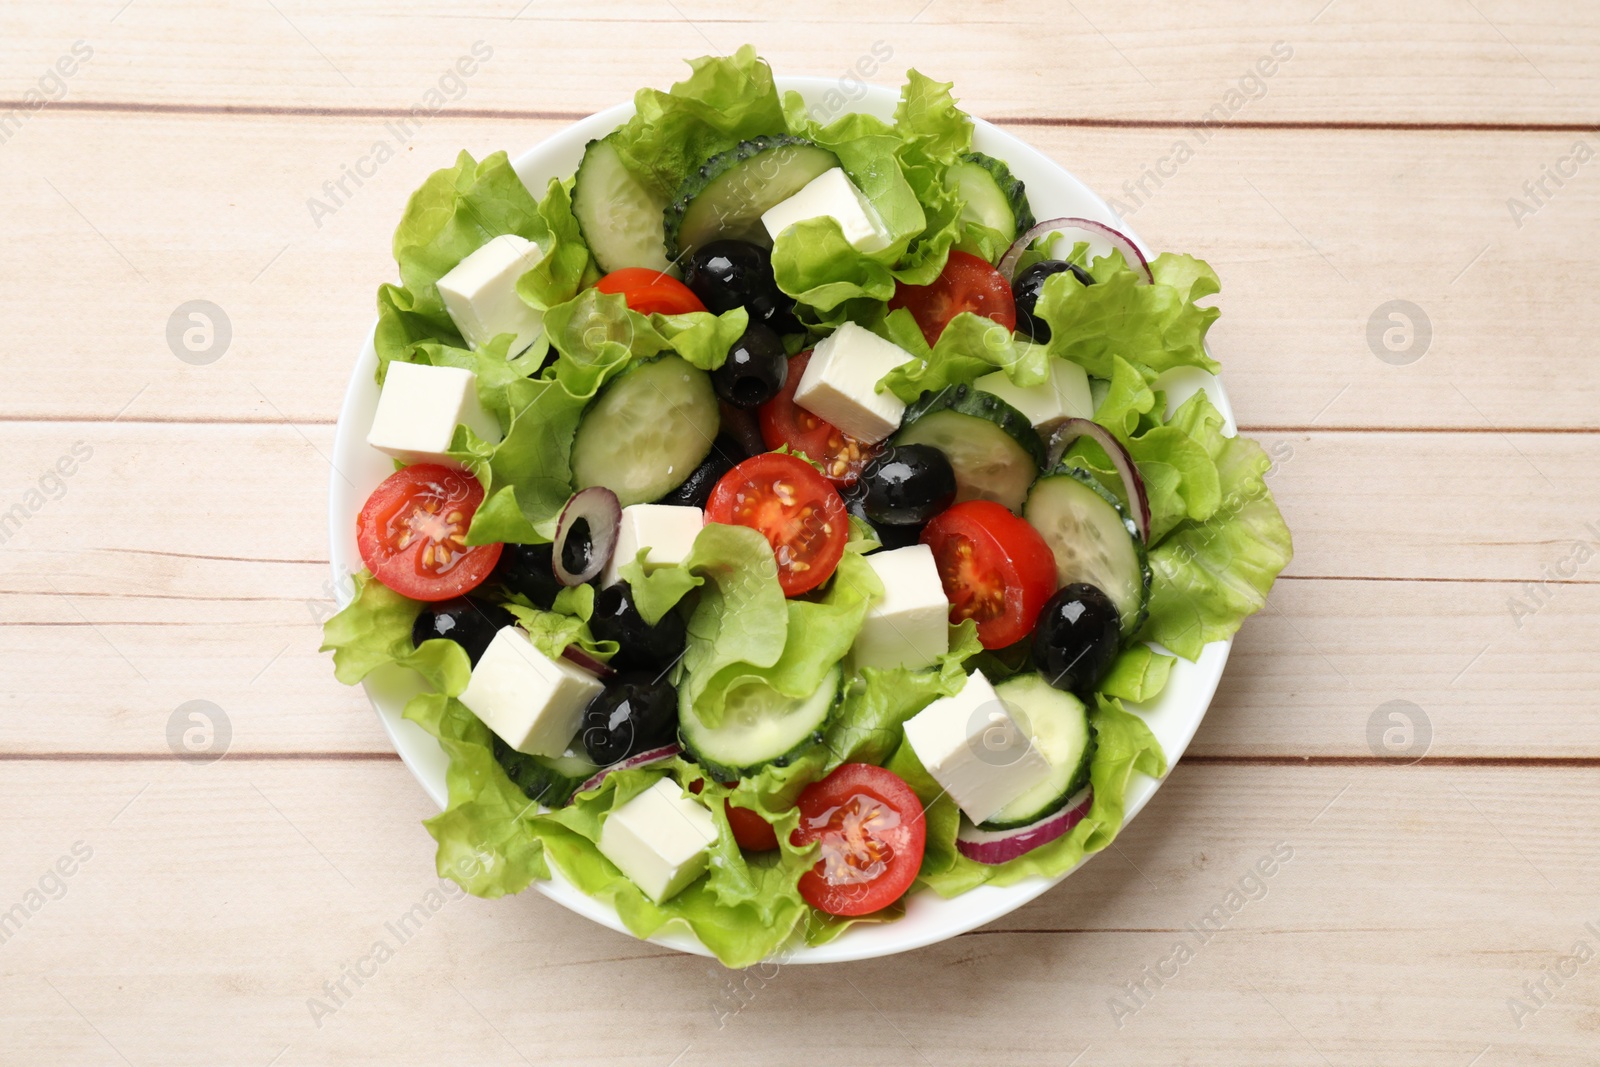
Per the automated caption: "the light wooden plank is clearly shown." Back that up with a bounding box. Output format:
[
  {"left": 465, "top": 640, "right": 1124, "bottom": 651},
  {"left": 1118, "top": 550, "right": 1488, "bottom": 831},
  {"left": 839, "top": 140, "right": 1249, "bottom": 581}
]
[
  {"left": 2, "top": 1, "right": 1596, "bottom": 122},
  {"left": 1, "top": 114, "right": 1594, "bottom": 429},
  {"left": 1, "top": 424, "right": 1596, "bottom": 757},
  {"left": 1, "top": 761, "right": 1596, "bottom": 1066}
]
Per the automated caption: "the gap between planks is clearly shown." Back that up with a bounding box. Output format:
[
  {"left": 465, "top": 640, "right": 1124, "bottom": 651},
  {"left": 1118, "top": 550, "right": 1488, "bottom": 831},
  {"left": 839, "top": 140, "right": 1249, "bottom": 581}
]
[{"left": 5, "top": 99, "right": 1599, "bottom": 134}]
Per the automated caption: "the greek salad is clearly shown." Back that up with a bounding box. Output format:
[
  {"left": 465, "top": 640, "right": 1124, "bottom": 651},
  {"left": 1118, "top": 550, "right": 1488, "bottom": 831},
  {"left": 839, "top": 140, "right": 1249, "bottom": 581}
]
[{"left": 322, "top": 48, "right": 1293, "bottom": 966}]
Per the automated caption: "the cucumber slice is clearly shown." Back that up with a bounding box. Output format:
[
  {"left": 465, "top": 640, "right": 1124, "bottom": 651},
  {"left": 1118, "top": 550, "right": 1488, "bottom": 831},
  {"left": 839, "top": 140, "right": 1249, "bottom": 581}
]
[
  {"left": 894, "top": 384, "right": 1045, "bottom": 513},
  {"left": 664, "top": 135, "right": 840, "bottom": 259},
  {"left": 978, "top": 673, "right": 1095, "bottom": 830},
  {"left": 571, "top": 356, "right": 719, "bottom": 507},
  {"left": 573, "top": 135, "right": 672, "bottom": 274},
  {"left": 948, "top": 152, "right": 1036, "bottom": 246},
  {"left": 1023, "top": 467, "right": 1152, "bottom": 639},
  {"left": 679, "top": 666, "right": 840, "bottom": 781},
  {"left": 493, "top": 739, "right": 599, "bottom": 809}
]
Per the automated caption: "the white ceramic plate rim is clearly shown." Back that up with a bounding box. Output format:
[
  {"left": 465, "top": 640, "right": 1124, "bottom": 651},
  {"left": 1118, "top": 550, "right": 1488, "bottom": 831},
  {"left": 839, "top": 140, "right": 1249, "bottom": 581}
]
[{"left": 328, "top": 76, "right": 1235, "bottom": 964}]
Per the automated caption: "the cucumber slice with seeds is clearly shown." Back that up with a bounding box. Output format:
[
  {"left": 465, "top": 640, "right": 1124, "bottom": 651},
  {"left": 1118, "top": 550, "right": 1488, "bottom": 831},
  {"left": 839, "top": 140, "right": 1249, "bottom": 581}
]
[
  {"left": 573, "top": 135, "right": 672, "bottom": 273},
  {"left": 1023, "top": 466, "right": 1152, "bottom": 639},
  {"left": 679, "top": 666, "right": 840, "bottom": 781},
  {"left": 894, "top": 384, "right": 1045, "bottom": 513},
  {"left": 571, "top": 355, "right": 718, "bottom": 507},
  {"left": 948, "top": 152, "right": 1036, "bottom": 246},
  {"left": 978, "top": 673, "right": 1095, "bottom": 830},
  {"left": 664, "top": 135, "right": 840, "bottom": 259}
]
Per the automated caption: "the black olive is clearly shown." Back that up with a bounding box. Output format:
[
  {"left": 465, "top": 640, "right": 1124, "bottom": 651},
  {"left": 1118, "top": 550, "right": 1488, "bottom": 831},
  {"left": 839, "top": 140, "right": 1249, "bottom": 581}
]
[
  {"left": 843, "top": 492, "right": 925, "bottom": 550},
  {"left": 411, "top": 598, "right": 513, "bottom": 666},
  {"left": 1031, "top": 583, "right": 1121, "bottom": 694},
  {"left": 581, "top": 672, "right": 679, "bottom": 765},
  {"left": 858, "top": 444, "right": 958, "bottom": 526},
  {"left": 656, "top": 435, "right": 745, "bottom": 508},
  {"left": 560, "top": 517, "right": 592, "bottom": 579},
  {"left": 1012, "top": 260, "right": 1094, "bottom": 343},
  {"left": 711, "top": 322, "right": 788, "bottom": 408},
  {"left": 488, "top": 542, "right": 563, "bottom": 609},
  {"left": 589, "top": 580, "right": 689, "bottom": 673},
  {"left": 683, "top": 240, "right": 801, "bottom": 334}
]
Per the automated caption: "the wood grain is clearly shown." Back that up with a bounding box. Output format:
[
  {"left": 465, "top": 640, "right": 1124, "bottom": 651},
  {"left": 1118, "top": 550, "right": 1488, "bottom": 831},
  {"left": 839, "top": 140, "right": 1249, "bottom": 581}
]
[{"left": 2, "top": 761, "right": 1596, "bottom": 1066}]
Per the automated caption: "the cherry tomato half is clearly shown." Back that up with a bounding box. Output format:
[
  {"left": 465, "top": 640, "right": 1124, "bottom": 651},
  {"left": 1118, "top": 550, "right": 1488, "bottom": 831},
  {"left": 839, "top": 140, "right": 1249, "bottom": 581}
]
[
  {"left": 888, "top": 250, "right": 1017, "bottom": 348},
  {"left": 920, "top": 500, "right": 1056, "bottom": 649},
  {"left": 705, "top": 452, "right": 848, "bottom": 597},
  {"left": 725, "top": 803, "right": 781, "bottom": 852},
  {"left": 791, "top": 763, "right": 925, "bottom": 917},
  {"left": 595, "top": 268, "right": 707, "bottom": 316},
  {"left": 356, "top": 463, "right": 502, "bottom": 602},
  {"left": 757, "top": 350, "right": 882, "bottom": 485}
]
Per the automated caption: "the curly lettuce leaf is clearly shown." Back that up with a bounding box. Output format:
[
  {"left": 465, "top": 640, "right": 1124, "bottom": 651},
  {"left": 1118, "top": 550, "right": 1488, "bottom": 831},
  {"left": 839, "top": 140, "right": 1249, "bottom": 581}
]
[
  {"left": 501, "top": 602, "right": 616, "bottom": 662},
  {"left": 824, "top": 620, "right": 982, "bottom": 768},
  {"left": 1138, "top": 392, "right": 1294, "bottom": 659},
  {"left": 689, "top": 549, "right": 880, "bottom": 728},
  {"left": 543, "top": 287, "right": 748, "bottom": 399},
  {"left": 319, "top": 571, "right": 471, "bottom": 695},
  {"left": 608, "top": 45, "right": 787, "bottom": 201},
  {"left": 892, "top": 695, "right": 1167, "bottom": 896},
  {"left": 877, "top": 312, "right": 1049, "bottom": 403},
  {"left": 1036, "top": 251, "right": 1222, "bottom": 380}
]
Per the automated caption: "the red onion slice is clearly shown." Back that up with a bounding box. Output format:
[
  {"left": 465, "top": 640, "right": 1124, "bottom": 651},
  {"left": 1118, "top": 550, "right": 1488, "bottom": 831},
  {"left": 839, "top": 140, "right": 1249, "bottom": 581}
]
[
  {"left": 576, "top": 744, "right": 681, "bottom": 795},
  {"left": 1043, "top": 417, "right": 1150, "bottom": 543},
  {"left": 559, "top": 645, "right": 617, "bottom": 680},
  {"left": 955, "top": 788, "right": 1093, "bottom": 865},
  {"left": 997, "top": 217, "right": 1153, "bottom": 285},
  {"left": 552, "top": 486, "right": 620, "bottom": 587}
]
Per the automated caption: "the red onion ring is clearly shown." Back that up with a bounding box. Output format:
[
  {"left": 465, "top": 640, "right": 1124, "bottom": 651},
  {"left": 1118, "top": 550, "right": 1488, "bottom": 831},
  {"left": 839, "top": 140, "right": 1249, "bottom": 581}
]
[
  {"left": 997, "top": 217, "right": 1153, "bottom": 285},
  {"left": 576, "top": 744, "right": 681, "bottom": 795},
  {"left": 559, "top": 645, "right": 617, "bottom": 680},
  {"left": 955, "top": 788, "right": 1093, "bottom": 865},
  {"left": 1042, "top": 417, "right": 1150, "bottom": 543},
  {"left": 552, "top": 486, "right": 621, "bottom": 587}
]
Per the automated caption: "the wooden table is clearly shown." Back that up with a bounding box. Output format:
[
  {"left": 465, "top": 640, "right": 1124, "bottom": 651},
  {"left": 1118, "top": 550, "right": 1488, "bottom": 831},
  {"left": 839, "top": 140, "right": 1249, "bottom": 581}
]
[{"left": 3, "top": 2, "right": 1596, "bottom": 1063}]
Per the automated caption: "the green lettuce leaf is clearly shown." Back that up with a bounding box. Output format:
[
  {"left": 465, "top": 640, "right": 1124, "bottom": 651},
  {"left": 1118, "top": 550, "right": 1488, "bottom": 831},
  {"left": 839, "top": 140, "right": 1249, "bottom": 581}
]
[
  {"left": 1036, "top": 251, "right": 1222, "bottom": 379},
  {"left": 543, "top": 287, "right": 748, "bottom": 400},
  {"left": 502, "top": 602, "right": 617, "bottom": 662},
  {"left": 1139, "top": 392, "right": 1294, "bottom": 659},
  {"left": 319, "top": 571, "right": 471, "bottom": 695},
  {"left": 1098, "top": 645, "right": 1176, "bottom": 703},
  {"left": 892, "top": 695, "right": 1167, "bottom": 896},
  {"left": 878, "top": 311, "right": 1048, "bottom": 403},
  {"left": 608, "top": 45, "right": 787, "bottom": 201}
]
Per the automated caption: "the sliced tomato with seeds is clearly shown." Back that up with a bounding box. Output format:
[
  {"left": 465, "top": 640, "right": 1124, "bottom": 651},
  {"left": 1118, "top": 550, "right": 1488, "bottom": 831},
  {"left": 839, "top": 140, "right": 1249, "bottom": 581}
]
[
  {"left": 791, "top": 763, "right": 925, "bottom": 917},
  {"left": 758, "top": 350, "right": 882, "bottom": 485},
  {"left": 356, "top": 463, "right": 502, "bottom": 602},
  {"left": 594, "top": 268, "right": 707, "bottom": 317},
  {"left": 705, "top": 452, "right": 847, "bottom": 597},
  {"left": 888, "top": 250, "right": 1017, "bottom": 348},
  {"left": 920, "top": 499, "right": 1056, "bottom": 649}
]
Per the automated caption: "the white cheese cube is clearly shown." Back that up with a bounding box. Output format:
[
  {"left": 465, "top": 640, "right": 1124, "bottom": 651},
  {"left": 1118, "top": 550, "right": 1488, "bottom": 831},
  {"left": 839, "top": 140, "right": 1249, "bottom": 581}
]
[
  {"left": 974, "top": 355, "right": 1094, "bottom": 430},
  {"left": 457, "top": 626, "right": 604, "bottom": 759},
  {"left": 366, "top": 361, "right": 502, "bottom": 465},
  {"left": 852, "top": 545, "right": 949, "bottom": 671},
  {"left": 597, "top": 778, "right": 719, "bottom": 903},
  {"left": 793, "top": 322, "right": 918, "bottom": 445},
  {"left": 436, "top": 234, "right": 548, "bottom": 355},
  {"left": 902, "top": 670, "right": 1052, "bottom": 824},
  {"left": 601, "top": 504, "right": 704, "bottom": 589},
  {"left": 761, "top": 167, "right": 891, "bottom": 253}
]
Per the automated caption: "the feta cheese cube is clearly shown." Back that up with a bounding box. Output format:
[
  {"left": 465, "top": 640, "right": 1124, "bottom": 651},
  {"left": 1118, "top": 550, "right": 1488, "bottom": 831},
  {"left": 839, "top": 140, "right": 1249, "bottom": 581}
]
[
  {"left": 597, "top": 778, "right": 719, "bottom": 903},
  {"left": 761, "top": 167, "right": 891, "bottom": 253},
  {"left": 600, "top": 504, "right": 704, "bottom": 589},
  {"left": 793, "top": 322, "right": 918, "bottom": 445},
  {"left": 365, "top": 361, "right": 502, "bottom": 465},
  {"left": 974, "top": 355, "right": 1093, "bottom": 430},
  {"left": 851, "top": 545, "right": 949, "bottom": 671},
  {"left": 902, "top": 670, "right": 1052, "bottom": 824},
  {"left": 457, "top": 626, "right": 604, "bottom": 758},
  {"left": 435, "top": 234, "right": 548, "bottom": 355}
]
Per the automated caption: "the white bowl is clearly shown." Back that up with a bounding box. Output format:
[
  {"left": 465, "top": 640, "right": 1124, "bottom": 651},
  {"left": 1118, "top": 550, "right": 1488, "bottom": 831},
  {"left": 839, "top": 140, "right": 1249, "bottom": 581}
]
[{"left": 328, "top": 77, "right": 1235, "bottom": 964}]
